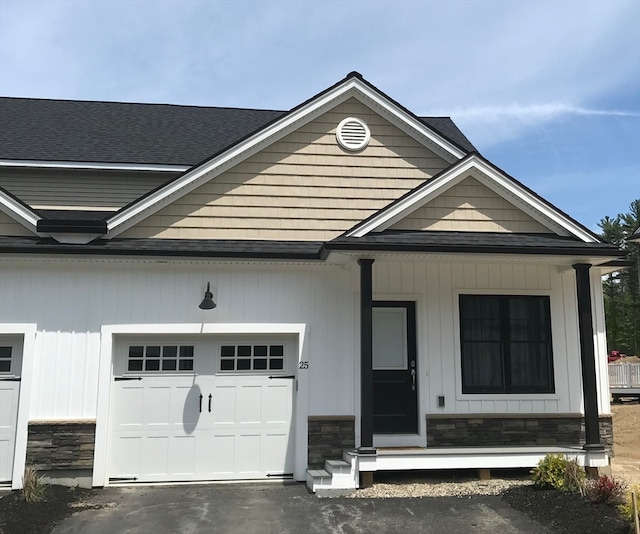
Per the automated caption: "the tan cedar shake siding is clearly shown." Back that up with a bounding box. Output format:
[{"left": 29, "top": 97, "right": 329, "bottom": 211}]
[
  {"left": 0, "top": 210, "right": 36, "bottom": 236},
  {"left": 120, "top": 98, "right": 450, "bottom": 241},
  {"left": 390, "top": 176, "right": 551, "bottom": 233}
]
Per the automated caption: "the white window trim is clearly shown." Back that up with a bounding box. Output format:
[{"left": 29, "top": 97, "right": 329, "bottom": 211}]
[
  {"left": 451, "top": 289, "right": 561, "bottom": 403},
  {"left": 93, "top": 323, "right": 308, "bottom": 487}
]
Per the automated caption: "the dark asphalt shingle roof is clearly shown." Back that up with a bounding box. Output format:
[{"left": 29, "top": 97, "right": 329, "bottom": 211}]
[
  {"left": 0, "top": 231, "right": 622, "bottom": 259},
  {"left": 0, "top": 97, "right": 476, "bottom": 166},
  {"left": 0, "top": 236, "right": 326, "bottom": 259},
  {"left": 328, "top": 230, "right": 623, "bottom": 257}
]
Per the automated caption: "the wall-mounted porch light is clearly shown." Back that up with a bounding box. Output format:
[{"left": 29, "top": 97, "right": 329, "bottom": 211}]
[{"left": 199, "top": 282, "right": 216, "bottom": 310}]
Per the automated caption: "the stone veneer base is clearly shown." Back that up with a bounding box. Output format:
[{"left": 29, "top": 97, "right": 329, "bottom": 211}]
[
  {"left": 426, "top": 413, "right": 613, "bottom": 453},
  {"left": 308, "top": 416, "right": 355, "bottom": 468},
  {"left": 25, "top": 420, "right": 96, "bottom": 474}
]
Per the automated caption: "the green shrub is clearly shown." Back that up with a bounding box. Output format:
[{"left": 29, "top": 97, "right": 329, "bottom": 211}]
[
  {"left": 617, "top": 483, "right": 640, "bottom": 526},
  {"left": 22, "top": 466, "right": 47, "bottom": 503},
  {"left": 531, "top": 453, "right": 569, "bottom": 490}
]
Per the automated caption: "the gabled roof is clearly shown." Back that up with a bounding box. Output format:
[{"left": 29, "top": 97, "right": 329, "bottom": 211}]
[
  {"left": 103, "top": 72, "right": 475, "bottom": 238},
  {"left": 344, "top": 153, "right": 603, "bottom": 244},
  {"left": 630, "top": 226, "right": 640, "bottom": 242},
  {"left": 0, "top": 88, "right": 475, "bottom": 167}
]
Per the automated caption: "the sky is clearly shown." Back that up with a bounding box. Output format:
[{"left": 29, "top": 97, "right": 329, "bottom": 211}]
[{"left": 0, "top": 0, "right": 638, "bottom": 232}]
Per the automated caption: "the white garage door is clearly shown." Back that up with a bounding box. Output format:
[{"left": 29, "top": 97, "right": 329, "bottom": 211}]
[
  {"left": 108, "top": 339, "right": 295, "bottom": 483},
  {"left": 0, "top": 341, "right": 21, "bottom": 484}
]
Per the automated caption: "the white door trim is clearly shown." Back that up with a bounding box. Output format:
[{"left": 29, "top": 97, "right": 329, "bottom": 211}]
[
  {"left": 0, "top": 323, "right": 36, "bottom": 490},
  {"left": 93, "top": 323, "right": 308, "bottom": 487}
]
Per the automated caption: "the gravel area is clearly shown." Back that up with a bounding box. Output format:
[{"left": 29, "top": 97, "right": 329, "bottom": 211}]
[{"left": 349, "top": 469, "right": 532, "bottom": 498}]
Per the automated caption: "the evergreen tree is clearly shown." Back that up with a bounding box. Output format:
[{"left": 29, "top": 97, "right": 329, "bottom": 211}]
[{"left": 599, "top": 199, "right": 640, "bottom": 356}]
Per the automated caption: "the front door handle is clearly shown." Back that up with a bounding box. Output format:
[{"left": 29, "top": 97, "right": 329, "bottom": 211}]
[
  {"left": 208, "top": 394, "right": 212, "bottom": 413},
  {"left": 411, "top": 369, "right": 416, "bottom": 391}
]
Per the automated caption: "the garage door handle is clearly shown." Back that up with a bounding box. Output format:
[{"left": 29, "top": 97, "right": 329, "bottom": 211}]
[
  {"left": 269, "top": 375, "right": 295, "bottom": 379},
  {"left": 208, "top": 394, "right": 212, "bottom": 413},
  {"left": 199, "top": 394, "right": 203, "bottom": 413}
]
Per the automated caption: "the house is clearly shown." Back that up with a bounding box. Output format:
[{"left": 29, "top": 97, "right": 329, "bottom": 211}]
[{"left": 0, "top": 72, "right": 624, "bottom": 492}]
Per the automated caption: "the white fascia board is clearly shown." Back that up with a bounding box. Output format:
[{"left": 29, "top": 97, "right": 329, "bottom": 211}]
[
  {"left": 468, "top": 161, "right": 599, "bottom": 243},
  {"left": 0, "top": 159, "right": 189, "bottom": 172},
  {"left": 0, "top": 190, "right": 39, "bottom": 232},
  {"left": 106, "top": 77, "right": 466, "bottom": 237},
  {"left": 348, "top": 83, "right": 466, "bottom": 162},
  {"left": 348, "top": 155, "right": 599, "bottom": 243}
]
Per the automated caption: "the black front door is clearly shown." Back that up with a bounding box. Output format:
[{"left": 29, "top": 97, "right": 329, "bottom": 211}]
[{"left": 372, "top": 301, "right": 418, "bottom": 434}]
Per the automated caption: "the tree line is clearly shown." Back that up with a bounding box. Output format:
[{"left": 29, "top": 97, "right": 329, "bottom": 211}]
[{"left": 599, "top": 199, "right": 640, "bottom": 357}]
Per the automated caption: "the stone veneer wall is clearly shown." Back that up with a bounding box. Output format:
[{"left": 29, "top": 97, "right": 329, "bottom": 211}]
[
  {"left": 308, "top": 415, "right": 355, "bottom": 468},
  {"left": 426, "top": 414, "right": 613, "bottom": 452},
  {"left": 26, "top": 420, "right": 96, "bottom": 471}
]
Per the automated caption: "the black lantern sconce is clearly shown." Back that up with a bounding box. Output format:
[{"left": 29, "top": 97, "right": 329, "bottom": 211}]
[{"left": 199, "top": 282, "right": 216, "bottom": 310}]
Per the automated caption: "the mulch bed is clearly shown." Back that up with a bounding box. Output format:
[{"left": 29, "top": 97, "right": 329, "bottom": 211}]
[
  {"left": 503, "top": 485, "right": 630, "bottom": 534},
  {"left": 0, "top": 486, "right": 89, "bottom": 534}
]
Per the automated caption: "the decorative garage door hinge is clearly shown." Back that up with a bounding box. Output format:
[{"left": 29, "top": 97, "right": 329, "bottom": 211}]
[
  {"left": 109, "top": 477, "right": 138, "bottom": 482},
  {"left": 266, "top": 473, "right": 293, "bottom": 478},
  {"left": 114, "top": 376, "right": 143, "bottom": 381},
  {"left": 0, "top": 377, "right": 20, "bottom": 381},
  {"left": 268, "top": 375, "right": 295, "bottom": 379}
]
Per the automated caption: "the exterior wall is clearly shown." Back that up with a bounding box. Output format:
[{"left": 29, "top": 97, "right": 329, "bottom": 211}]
[
  {"left": 0, "top": 210, "right": 36, "bottom": 236},
  {"left": 121, "top": 98, "right": 449, "bottom": 241},
  {"left": 308, "top": 416, "right": 355, "bottom": 468},
  {"left": 0, "top": 256, "right": 606, "bottom": 422},
  {"left": 389, "top": 177, "right": 550, "bottom": 233},
  {"left": 426, "top": 414, "right": 613, "bottom": 452},
  {"left": 0, "top": 167, "right": 176, "bottom": 210},
  {"left": 365, "top": 258, "right": 602, "bottom": 420},
  {"left": 0, "top": 258, "right": 356, "bottom": 419},
  {"left": 1, "top": 254, "right": 609, "bottom": 476}
]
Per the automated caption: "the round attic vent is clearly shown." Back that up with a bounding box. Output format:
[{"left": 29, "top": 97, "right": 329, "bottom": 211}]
[{"left": 336, "top": 117, "right": 370, "bottom": 152}]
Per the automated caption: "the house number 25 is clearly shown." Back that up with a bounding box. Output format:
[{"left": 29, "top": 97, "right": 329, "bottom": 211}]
[{"left": 299, "top": 361, "right": 309, "bottom": 369}]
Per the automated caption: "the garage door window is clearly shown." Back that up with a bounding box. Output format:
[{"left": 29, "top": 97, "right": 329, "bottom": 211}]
[
  {"left": 220, "top": 344, "right": 284, "bottom": 372},
  {"left": 0, "top": 346, "right": 12, "bottom": 373},
  {"left": 127, "top": 345, "right": 195, "bottom": 372}
]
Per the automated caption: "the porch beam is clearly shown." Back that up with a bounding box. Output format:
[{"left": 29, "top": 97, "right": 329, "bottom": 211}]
[
  {"left": 358, "top": 258, "right": 375, "bottom": 451},
  {"left": 572, "top": 263, "right": 602, "bottom": 450}
]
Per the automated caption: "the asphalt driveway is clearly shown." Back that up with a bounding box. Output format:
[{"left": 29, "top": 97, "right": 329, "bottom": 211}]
[{"left": 53, "top": 482, "right": 548, "bottom": 534}]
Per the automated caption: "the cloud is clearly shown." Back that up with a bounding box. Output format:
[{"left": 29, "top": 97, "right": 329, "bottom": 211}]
[{"left": 444, "top": 102, "right": 640, "bottom": 149}]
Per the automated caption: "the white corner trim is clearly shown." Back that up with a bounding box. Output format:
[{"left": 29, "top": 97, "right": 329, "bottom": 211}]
[
  {"left": 105, "top": 77, "right": 466, "bottom": 238},
  {"left": 347, "top": 155, "right": 598, "bottom": 243},
  {"left": 1, "top": 323, "right": 37, "bottom": 490},
  {"left": 0, "top": 190, "right": 40, "bottom": 233},
  {"left": 92, "top": 322, "right": 308, "bottom": 487},
  {"left": 0, "top": 159, "right": 190, "bottom": 173}
]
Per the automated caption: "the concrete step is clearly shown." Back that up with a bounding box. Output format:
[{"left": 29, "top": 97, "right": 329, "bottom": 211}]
[
  {"left": 306, "top": 469, "right": 332, "bottom": 493},
  {"left": 325, "top": 459, "right": 351, "bottom": 475}
]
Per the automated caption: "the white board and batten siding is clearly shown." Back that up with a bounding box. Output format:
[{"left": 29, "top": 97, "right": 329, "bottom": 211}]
[
  {"left": 0, "top": 255, "right": 608, "bottom": 485},
  {"left": 367, "top": 258, "right": 608, "bottom": 417}
]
